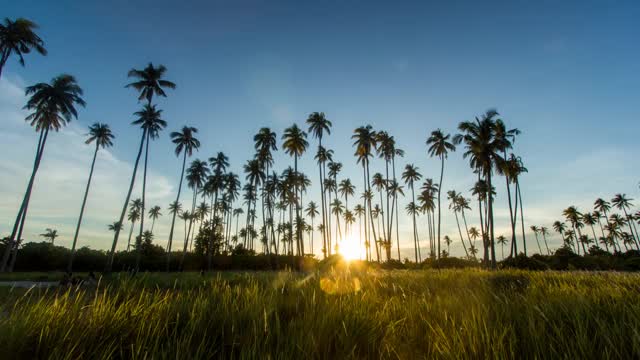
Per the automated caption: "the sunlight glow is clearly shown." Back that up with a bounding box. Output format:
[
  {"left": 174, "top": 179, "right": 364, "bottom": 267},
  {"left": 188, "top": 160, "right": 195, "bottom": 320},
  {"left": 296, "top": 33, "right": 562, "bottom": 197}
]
[{"left": 339, "top": 234, "right": 363, "bottom": 261}]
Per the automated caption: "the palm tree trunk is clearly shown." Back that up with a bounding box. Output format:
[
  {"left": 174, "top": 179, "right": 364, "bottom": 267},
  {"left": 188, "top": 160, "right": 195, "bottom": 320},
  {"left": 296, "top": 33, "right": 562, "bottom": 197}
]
[
  {"left": 454, "top": 211, "right": 469, "bottom": 257},
  {"left": 436, "top": 156, "right": 444, "bottom": 259},
  {"left": 623, "top": 208, "right": 640, "bottom": 249},
  {"left": 534, "top": 233, "right": 542, "bottom": 254},
  {"left": 365, "top": 160, "right": 380, "bottom": 262},
  {"left": 127, "top": 221, "right": 136, "bottom": 251},
  {"left": 487, "top": 171, "right": 497, "bottom": 269},
  {"left": 106, "top": 129, "right": 146, "bottom": 273},
  {"left": 589, "top": 225, "right": 598, "bottom": 251},
  {"left": 516, "top": 179, "right": 527, "bottom": 256},
  {"left": 68, "top": 143, "right": 100, "bottom": 273},
  {"left": 596, "top": 218, "right": 609, "bottom": 252},
  {"left": 410, "top": 185, "right": 418, "bottom": 263},
  {"left": 1, "top": 129, "right": 46, "bottom": 272},
  {"left": 166, "top": 151, "right": 187, "bottom": 271},
  {"left": 135, "top": 132, "right": 151, "bottom": 272}
]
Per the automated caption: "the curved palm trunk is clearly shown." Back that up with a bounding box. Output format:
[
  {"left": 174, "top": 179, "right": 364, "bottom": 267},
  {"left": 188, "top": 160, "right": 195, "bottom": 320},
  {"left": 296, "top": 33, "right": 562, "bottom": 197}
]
[
  {"left": 487, "top": 171, "right": 497, "bottom": 269},
  {"left": 454, "top": 211, "right": 469, "bottom": 258},
  {"left": 589, "top": 225, "right": 598, "bottom": 251},
  {"left": 410, "top": 185, "right": 418, "bottom": 263},
  {"left": 106, "top": 129, "right": 146, "bottom": 273},
  {"left": 516, "top": 179, "right": 527, "bottom": 256},
  {"left": 436, "top": 156, "right": 444, "bottom": 259},
  {"left": 1, "top": 129, "right": 46, "bottom": 272},
  {"left": 127, "top": 221, "right": 136, "bottom": 251},
  {"left": 67, "top": 143, "right": 100, "bottom": 273},
  {"left": 622, "top": 208, "right": 640, "bottom": 249},
  {"left": 384, "top": 161, "right": 391, "bottom": 259},
  {"left": 596, "top": 218, "right": 609, "bottom": 252},
  {"left": 183, "top": 190, "right": 197, "bottom": 269},
  {"left": 365, "top": 160, "right": 380, "bottom": 262},
  {"left": 533, "top": 232, "right": 543, "bottom": 254},
  {"left": 166, "top": 151, "right": 187, "bottom": 271},
  {"left": 135, "top": 132, "right": 151, "bottom": 272},
  {"left": 542, "top": 232, "right": 550, "bottom": 254}
]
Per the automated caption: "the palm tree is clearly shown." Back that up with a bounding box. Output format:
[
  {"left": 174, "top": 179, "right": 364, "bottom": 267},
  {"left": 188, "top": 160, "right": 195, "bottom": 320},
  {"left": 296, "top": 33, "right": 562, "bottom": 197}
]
[
  {"left": 353, "top": 125, "right": 379, "bottom": 262},
  {"left": 305, "top": 202, "right": 319, "bottom": 254},
  {"left": 108, "top": 221, "right": 123, "bottom": 233},
  {"left": 148, "top": 206, "right": 162, "bottom": 232},
  {"left": 553, "top": 221, "right": 567, "bottom": 249},
  {"left": 254, "top": 127, "right": 278, "bottom": 253},
  {"left": 426, "top": 129, "right": 455, "bottom": 260},
  {"left": 612, "top": 194, "right": 639, "bottom": 249},
  {"left": 0, "top": 18, "right": 47, "bottom": 79},
  {"left": 307, "top": 112, "right": 332, "bottom": 258},
  {"left": 563, "top": 206, "right": 584, "bottom": 254},
  {"left": 530, "top": 225, "right": 543, "bottom": 254},
  {"left": 67, "top": 123, "right": 114, "bottom": 273},
  {"left": 1, "top": 74, "right": 85, "bottom": 272},
  {"left": 127, "top": 199, "right": 143, "bottom": 251},
  {"left": 282, "top": 124, "right": 308, "bottom": 255},
  {"left": 447, "top": 191, "right": 469, "bottom": 258},
  {"left": 133, "top": 105, "right": 167, "bottom": 271},
  {"left": 166, "top": 126, "right": 200, "bottom": 267},
  {"left": 444, "top": 235, "right": 452, "bottom": 254},
  {"left": 372, "top": 172, "right": 388, "bottom": 258},
  {"left": 125, "top": 63, "right": 176, "bottom": 106},
  {"left": 354, "top": 204, "right": 366, "bottom": 260},
  {"left": 453, "top": 110, "right": 504, "bottom": 269},
  {"left": 540, "top": 226, "right": 550, "bottom": 254},
  {"left": 496, "top": 235, "right": 508, "bottom": 260},
  {"left": 581, "top": 213, "right": 600, "bottom": 251},
  {"left": 40, "top": 228, "right": 58, "bottom": 245},
  {"left": 402, "top": 164, "right": 422, "bottom": 262}
]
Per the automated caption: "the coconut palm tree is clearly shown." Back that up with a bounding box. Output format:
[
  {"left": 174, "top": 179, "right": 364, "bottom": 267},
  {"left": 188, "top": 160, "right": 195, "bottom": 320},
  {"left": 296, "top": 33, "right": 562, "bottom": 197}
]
[
  {"left": 497, "top": 235, "right": 508, "bottom": 260},
  {"left": 1, "top": 74, "right": 85, "bottom": 272},
  {"left": 581, "top": 212, "right": 600, "bottom": 251},
  {"left": 426, "top": 129, "right": 455, "bottom": 260},
  {"left": 530, "top": 225, "right": 543, "bottom": 254},
  {"left": 387, "top": 180, "right": 404, "bottom": 260},
  {"left": 372, "top": 172, "right": 388, "bottom": 257},
  {"left": 563, "top": 206, "right": 585, "bottom": 254},
  {"left": 0, "top": 18, "right": 47, "bottom": 79},
  {"left": 67, "top": 123, "right": 115, "bottom": 273},
  {"left": 307, "top": 112, "right": 332, "bottom": 258},
  {"left": 166, "top": 126, "right": 200, "bottom": 266},
  {"left": 127, "top": 199, "right": 143, "bottom": 251},
  {"left": 254, "top": 127, "right": 278, "bottom": 252},
  {"left": 444, "top": 235, "right": 452, "bottom": 255},
  {"left": 612, "top": 194, "right": 639, "bottom": 249},
  {"left": 540, "top": 226, "right": 550, "bottom": 254},
  {"left": 331, "top": 198, "right": 345, "bottom": 250},
  {"left": 447, "top": 190, "right": 469, "bottom": 258},
  {"left": 282, "top": 124, "right": 308, "bottom": 255},
  {"left": 553, "top": 221, "right": 567, "bottom": 249},
  {"left": 353, "top": 125, "right": 379, "bottom": 261},
  {"left": 125, "top": 63, "right": 176, "bottom": 106},
  {"left": 305, "top": 202, "right": 319, "bottom": 254},
  {"left": 453, "top": 110, "right": 504, "bottom": 269},
  {"left": 148, "top": 206, "right": 162, "bottom": 232},
  {"left": 40, "top": 228, "right": 58, "bottom": 245},
  {"left": 108, "top": 222, "right": 123, "bottom": 233},
  {"left": 402, "top": 164, "right": 422, "bottom": 262},
  {"left": 354, "top": 204, "right": 366, "bottom": 260},
  {"left": 132, "top": 105, "right": 167, "bottom": 271}
]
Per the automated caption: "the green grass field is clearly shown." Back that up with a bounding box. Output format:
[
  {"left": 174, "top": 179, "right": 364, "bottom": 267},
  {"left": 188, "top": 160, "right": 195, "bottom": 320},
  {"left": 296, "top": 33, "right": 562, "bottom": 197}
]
[{"left": 1, "top": 268, "right": 639, "bottom": 359}]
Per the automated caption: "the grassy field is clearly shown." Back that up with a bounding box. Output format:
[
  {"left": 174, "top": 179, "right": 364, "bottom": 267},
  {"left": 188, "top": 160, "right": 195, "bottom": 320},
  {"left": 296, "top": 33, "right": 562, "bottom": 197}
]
[{"left": 0, "top": 267, "right": 639, "bottom": 359}]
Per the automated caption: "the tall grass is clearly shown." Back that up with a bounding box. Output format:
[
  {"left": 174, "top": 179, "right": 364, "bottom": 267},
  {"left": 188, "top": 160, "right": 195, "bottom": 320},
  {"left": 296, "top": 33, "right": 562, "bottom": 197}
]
[{"left": 1, "top": 269, "right": 639, "bottom": 359}]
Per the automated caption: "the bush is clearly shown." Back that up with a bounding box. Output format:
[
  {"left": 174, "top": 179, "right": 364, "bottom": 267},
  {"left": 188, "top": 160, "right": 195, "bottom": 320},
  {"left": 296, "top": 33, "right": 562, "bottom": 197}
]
[{"left": 500, "top": 254, "right": 549, "bottom": 271}]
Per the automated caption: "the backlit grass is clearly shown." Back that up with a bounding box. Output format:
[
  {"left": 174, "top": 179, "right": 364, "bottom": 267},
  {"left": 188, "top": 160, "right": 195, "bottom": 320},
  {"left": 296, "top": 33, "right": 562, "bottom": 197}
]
[{"left": 1, "top": 269, "right": 639, "bottom": 359}]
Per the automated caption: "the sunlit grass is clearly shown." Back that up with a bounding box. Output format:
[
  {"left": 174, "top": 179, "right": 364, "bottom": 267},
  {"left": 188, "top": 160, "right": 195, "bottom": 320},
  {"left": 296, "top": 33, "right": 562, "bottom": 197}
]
[{"left": 0, "top": 269, "right": 639, "bottom": 359}]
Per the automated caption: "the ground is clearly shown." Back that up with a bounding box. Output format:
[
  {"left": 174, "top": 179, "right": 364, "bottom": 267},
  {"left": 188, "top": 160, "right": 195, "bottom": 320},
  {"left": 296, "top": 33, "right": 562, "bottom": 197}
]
[{"left": 0, "top": 268, "right": 639, "bottom": 359}]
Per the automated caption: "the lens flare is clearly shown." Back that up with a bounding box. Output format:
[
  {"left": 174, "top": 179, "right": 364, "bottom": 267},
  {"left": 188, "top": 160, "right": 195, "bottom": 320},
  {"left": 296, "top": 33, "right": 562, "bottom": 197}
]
[{"left": 339, "top": 234, "right": 362, "bottom": 261}]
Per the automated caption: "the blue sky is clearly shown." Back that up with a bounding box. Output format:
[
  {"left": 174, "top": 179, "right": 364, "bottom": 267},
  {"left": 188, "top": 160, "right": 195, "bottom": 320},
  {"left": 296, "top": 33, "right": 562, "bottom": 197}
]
[{"left": 1, "top": 0, "right": 639, "bottom": 258}]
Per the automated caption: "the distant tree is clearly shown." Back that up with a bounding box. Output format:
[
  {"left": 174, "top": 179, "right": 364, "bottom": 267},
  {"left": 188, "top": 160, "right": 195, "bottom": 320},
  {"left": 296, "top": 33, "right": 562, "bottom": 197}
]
[{"left": 40, "top": 228, "right": 58, "bottom": 245}]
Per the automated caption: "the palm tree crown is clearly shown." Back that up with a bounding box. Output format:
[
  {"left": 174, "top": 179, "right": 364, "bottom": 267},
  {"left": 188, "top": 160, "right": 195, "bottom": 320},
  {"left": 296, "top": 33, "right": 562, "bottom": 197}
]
[
  {"left": 24, "top": 74, "right": 86, "bottom": 132},
  {"left": 0, "top": 18, "right": 47, "bottom": 77},
  {"left": 125, "top": 63, "right": 176, "bottom": 104}
]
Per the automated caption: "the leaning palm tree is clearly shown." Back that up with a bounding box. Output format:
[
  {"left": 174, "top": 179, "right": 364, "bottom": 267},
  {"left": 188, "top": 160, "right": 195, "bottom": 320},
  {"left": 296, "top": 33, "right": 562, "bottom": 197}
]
[
  {"left": 563, "top": 206, "right": 584, "bottom": 254},
  {"left": 0, "top": 18, "right": 47, "bottom": 79},
  {"left": 1, "top": 74, "right": 85, "bottom": 272},
  {"left": 402, "top": 164, "right": 422, "bottom": 263},
  {"left": 133, "top": 105, "right": 167, "bottom": 271},
  {"left": 67, "top": 123, "right": 114, "bottom": 273},
  {"left": 497, "top": 235, "right": 508, "bottom": 260},
  {"left": 530, "top": 225, "right": 543, "bottom": 254},
  {"left": 552, "top": 221, "right": 567, "bottom": 248},
  {"left": 108, "top": 221, "right": 123, "bottom": 233},
  {"left": 307, "top": 112, "right": 332, "bottom": 258},
  {"left": 581, "top": 213, "right": 600, "bottom": 251},
  {"left": 40, "top": 228, "right": 58, "bottom": 245},
  {"left": 106, "top": 64, "right": 175, "bottom": 272},
  {"left": 426, "top": 129, "right": 455, "bottom": 260},
  {"left": 148, "top": 206, "right": 162, "bottom": 232},
  {"left": 540, "top": 226, "right": 551, "bottom": 254},
  {"left": 612, "top": 194, "right": 639, "bottom": 249},
  {"left": 166, "top": 126, "right": 200, "bottom": 267},
  {"left": 126, "top": 199, "right": 143, "bottom": 251},
  {"left": 282, "top": 124, "right": 308, "bottom": 255}
]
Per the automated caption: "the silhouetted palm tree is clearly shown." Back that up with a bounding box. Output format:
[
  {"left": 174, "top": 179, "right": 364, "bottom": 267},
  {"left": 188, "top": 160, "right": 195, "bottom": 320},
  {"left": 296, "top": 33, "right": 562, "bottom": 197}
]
[
  {"left": 127, "top": 199, "right": 143, "bottom": 251},
  {"left": 125, "top": 63, "right": 176, "bottom": 106},
  {"left": 68, "top": 123, "right": 114, "bottom": 273},
  {"left": 402, "top": 164, "right": 422, "bottom": 262},
  {"left": 0, "top": 18, "right": 47, "bottom": 79},
  {"left": 454, "top": 110, "right": 504, "bottom": 269},
  {"left": 166, "top": 126, "right": 200, "bottom": 267},
  {"left": 149, "top": 206, "right": 162, "bottom": 232},
  {"left": 497, "top": 235, "right": 508, "bottom": 260},
  {"left": 427, "top": 129, "right": 455, "bottom": 260},
  {"left": 40, "top": 228, "right": 58, "bottom": 245},
  {"left": 2, "top": 74, "right": 85, "bottom": 272},
  {"left": 530, "top": 225, "right": 543, "bottom": 254},
  {"left": 563, "top": 206, "right": 584, "bottom": 254},
  {"left": 307, "top": 112, "right": 332, "bottom": 258},
  {"left": 282, "top": 124, "right": 308, "bottom": 255},
  {"left": 540, "top": 226, "right": 550, "bottom": 254},
  {"left": 612, "top": 194, "right": 639, "bottom": 249},
  {"left": 305, "top": 202, "right": 319, "bottom": 254},
  {"left": 353, "top": 125, "right": 379, "bottom": 261},
  {"left": 108, "top": 221, "right": 123, "bottom": 233}
]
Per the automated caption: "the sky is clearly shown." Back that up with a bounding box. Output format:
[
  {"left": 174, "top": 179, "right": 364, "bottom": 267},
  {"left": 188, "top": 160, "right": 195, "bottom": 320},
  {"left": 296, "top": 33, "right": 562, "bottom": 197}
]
[{"left": 1, "top": 0, "right": 639, "bottom": 259}]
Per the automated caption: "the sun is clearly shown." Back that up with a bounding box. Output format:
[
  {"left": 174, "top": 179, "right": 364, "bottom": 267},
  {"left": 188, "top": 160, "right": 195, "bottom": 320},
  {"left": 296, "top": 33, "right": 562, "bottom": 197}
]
[{"left": 339, "top": 234, "right": 363, "bottom": 261}]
